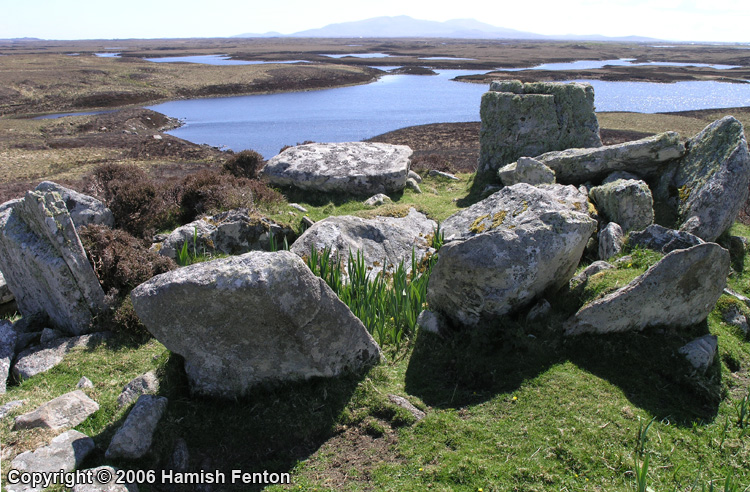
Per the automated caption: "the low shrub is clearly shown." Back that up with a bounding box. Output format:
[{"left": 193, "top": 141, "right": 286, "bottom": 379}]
[
  {"left": 79, "top": 224, "right": 176, "bottom": 296},
  {"left": 223, "top": 150, "right": 264, "bottom": 179}
]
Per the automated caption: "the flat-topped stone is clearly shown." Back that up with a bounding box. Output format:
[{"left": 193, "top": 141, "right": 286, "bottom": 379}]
[
  {"left": 14, "top": 390, "right": 99, "bottom": 431},
  {"left": 262, "top": 142, "right": 412, "bottom": 196}
]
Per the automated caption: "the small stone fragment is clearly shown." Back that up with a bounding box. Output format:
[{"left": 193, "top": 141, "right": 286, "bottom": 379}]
[
  {"left": 678, "top": 335, "right": 718, "bottom": 374},
  {"left": 388, "top": 394, "right": 426, "bottom": 422},
  {"left": 117, "top": 370, "right": 159, "bottom": 409}
]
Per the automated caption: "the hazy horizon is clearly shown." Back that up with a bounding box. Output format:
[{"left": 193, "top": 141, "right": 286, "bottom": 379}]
[{"left": 2, "top": 0, "right": 749, "bottom": 44}]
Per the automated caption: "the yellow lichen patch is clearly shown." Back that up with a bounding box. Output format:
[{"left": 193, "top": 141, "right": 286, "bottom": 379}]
[
  {"left": 470, "top": 214, "right": 490, "bottom": 234},
  {"left": 587, "top": 201, "right": 598, "bottom": 217},
  {"left": 513, "top": 200, "right": 529, "bottom": 217},
  {"left": 678, "top": 184, "right": 692, "bottom": 202},
  {"left": 491, "top": 210, "right": 508, "bottom": 229},
  {"left": 572, "top": 202, "right": 582, "bottom": 211}
]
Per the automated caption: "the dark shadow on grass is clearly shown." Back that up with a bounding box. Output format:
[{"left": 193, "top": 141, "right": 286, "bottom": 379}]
[
  {"left": 405, "top": 313, "right": 721, "bottom": 425},
  {"left": 88, "top": 351, "right": 367, "bottom": 491}
]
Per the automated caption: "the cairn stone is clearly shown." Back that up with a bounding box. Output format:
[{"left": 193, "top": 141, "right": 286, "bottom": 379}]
[
  {"left": 8, "top": 430, "right": 95, "bottom": 492},
  {"left": 34, "top": 181, "right": 114, "bottom": 229},
  {"left": 290, "top": 208, "right": 436, "bottom": 279},
  {"left": 106, "top": 395, "right": 168, "bottom": 460},
  {"left": 477, "top": 80, "right": 601, "bottom": 182},
  {"left": 428, "top": 184, "right": 596, "bottom": 326},
  {"left": 152, "top": 209, "right": 294, "bottom": 260},
  {"left": 498, "top": 157, "right": 556, "bottom": 186},
  {"left": 534, "top": 132, "right": 685, "bottom": 184},
  {"left": 14, "top": 390, "right": 99, "bottom": 431},
  {"left": 0, "top": 191, "right": 107, "bottom": 335},
  {"left": 565, "top": 243, "right": 730, "bottom": 336},
  {"left": 262, "top": 142, "right": 412, "bottom": 195},
  {"left": 589, "top": 179, "right": 654, "bottom": 233},
  {"left": 658, "top": 116, "right": 750, "bottom": 242},
  {"left": 598, "top": 222, "right": 624, "bottom": 261},
  {"left": 131, "top": 251, "right": 381, "bottom": 398}
]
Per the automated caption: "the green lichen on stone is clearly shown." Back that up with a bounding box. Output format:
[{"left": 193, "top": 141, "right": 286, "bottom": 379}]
[
  {"left": 491, "top": 210, "right": 507, "bottom": 229},
  {"left": 469, "top": 214, "right": 490, "bottom": 234},
  {"left": 678, "top": 184, "right": 692, "bottom": 203}
]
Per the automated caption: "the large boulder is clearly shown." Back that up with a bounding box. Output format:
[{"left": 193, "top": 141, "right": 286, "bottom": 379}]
[
  {"left": 0, "top": 191, "right": 107, "bottom": 335},
  {"left": 289, "top": 208, "right": 436, "bottom": 279},
  {"left": 657, "top": 117, "right": 750, "bottom": 242},
  {"left": 262, "top": 142, "right": 412, "bottom": 195},
  {"left": 589, "top": 179, "right": 654, "bottom": 233},
  {"left": 427, "top": 183, "right": 597, "bottom": 326},
  {"left": 564, "top": 243, "right": 729, "bottom": 336},
  {"left": 131, "top": 251, "right": 381, "bottom": 398},
  {"left": 152, "top": 209, "right": 294, "bottom": 260},
  {"left": 35, "top": 181, "right": 114, "bottom": 229},
  {"left": 533, "top": 132, "right": 685, "bottom": 184},
  {"left": 477, "top": 80, "right": 601, "bottom": 182}
]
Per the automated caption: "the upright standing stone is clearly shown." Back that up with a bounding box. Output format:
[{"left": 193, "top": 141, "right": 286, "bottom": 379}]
[
  {"left": 0, "top": 191, "right": 107, "bottom": 335},
  {"left": 34, "top": 181, "right": 114, "bottom": 229},
  {"left": 106, "top": 395, "right": 168, "bottom": 460},
  {"left": 477, "top": 80, "right": 601, "bottom": 183}
]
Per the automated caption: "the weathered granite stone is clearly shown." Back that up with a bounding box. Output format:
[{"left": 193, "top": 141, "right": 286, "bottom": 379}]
[
  {"left": 406, "top": 177, "right": 422, "bottom": 194},
  {"left": 668, "top": 117, "right": 750, "bottom": 241},
  {"left": 570, "top": 261, "right": 616, "bottom": 289},
  {"left": 290, "top": 208, "right": 436, "bottom": 279},
  {"left": 388, "top": 394, "right": 426, "bottom": 422},
  {"left": 428, "top": 183, "right": 596, "bottom": 326},
  {"left": 428, "top": 170, "right": 460, "bottom": 181},
  {"left": 8, "top": 430, "right": 95, "bottom": 492},
  {"left": 35, "top": 181, "right": 114, "bottom": 229},
  {"left": 416, "top": 309, "right": 448, "bottom": 336},
  {"left": 153, "top": 209, "right": 294, "bottom": 260},
  {"left": 72, "top": 466, "right": 139, "bottom": 492},
  {"left": 262, "top": 142, "right": 412, "bottom": 195},
  {"left": 0, "top": 271, "right": 14, "bottom": 304},
  {"left": 117, "top": 370, "right": 159, "bottom": 409},
  {"left": 478, "top": 81, "right": 601, "bottom": 182},
  {"left": 565, "top": 243, "right": 729, "bottom": 335},
  {"left": 131, "top": 251, "right": 381, "bottom": 398},
  {"left": 106, "top": 394, "right": 168, "bottom": 460},
  {"left": 39, "top": 327, "right": 64, "bottom": 344},
  {"left": 408, "top": 170, "right": 423, "bottom": 183},
  {"left": 77, "top": 376, "right": 94, "bottom": 389},
  {"left": 678, "top": 335, "right": 718, "bottom": 374},
  {"left": 12, "top": 333, "right": 109, "bottom": 381},
  {"left": 0, "top": 191, "right": 107, "bottom": 335},
  {"left": 0, "top": 320, "right": 17, "bottom": 394},
  {"left": 534, "top": 132, "right": 684, "bottom": 184},
  {"left": 363, "top": 193, "right": 392, "bottom": 207},
  {"left": 498, "top": 157, "right": 556, "bottom": 186},
  {"left": 598, "top": 222, "right": 624, "bottom": 261},
  {"left": 722, "top": 304, "right": 749, "bottom": 335},
  {"left": 628, "top": 224, "right": 704, "bottom": 254},
  {"left": 589, "top": 179, "right": 654, "bottom": 233},
  {"left": 0, "top": 399, "right": 26, "bottom": 419},
  {"left": 14, "top": 390, "right": 99, "bottom": 431}
]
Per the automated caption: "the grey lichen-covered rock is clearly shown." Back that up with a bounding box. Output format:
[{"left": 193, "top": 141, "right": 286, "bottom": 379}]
[
  {"left": 569, "top": 261, "right": 615, "bottom": 289},
  {"left": 565, "top": 243, "right": 730, "bottom": 336},
  {"left": 0, "top": 271, "right": 14, "bottom": 304},
  {"left": 106, "top": 394, "right": 168, "bottom": 460},
  {"left": 598, "top": 222, "right": 624, "bottom": 261},
  {"left": 589, "top": 179, "right": 654, "bottom": 233},
  {"left": 406, "top": 177, "right": 422, "bottom": 194},
  {"left": 8, "top": 430, "right": 95, "bottom": 492},
  {"left": 498, "top": 157, "right": 556, "bottom": 186},
  {"left": 678, "top": 335, "right": 718, "bottom": 374},
  {"left": 14, "top": 390, "right": 99, "bottom": 431},
  {"left": 363, "top": 193, "right": 392, "bottom": 207},
  {"left": 153, "top": 209, "right": 294, "bottom": 260},
  {"left": 668, "top": 117, "right": 750, "bottom": 242},
  {"left": 0, "top": 320, "right": 17, "bottom": 394},
  {"left": 262, "top": 142, "right": 412, "bottom": 195},
  {"left": 76, "top": 376, "right": 94, "bottom": 389},
  {"left": 428, "top": 184, "right": 597, "bottom": 326},
  {"left": 39, "top": 327, "right": 64, "bottom": 344},
  {"left": 416, "top": 309, "right": 448, "bottom": 336},
  {"left": 35, "top": 181, "right": 114, "bottom": 229},
  {"left": 131, "top": 251, "right": 381, "bottom": 398},
  {"left": 408, "top": 170, "right": 423, "bottom": 183},
  {"left": 428, "top": 170, "right": 460, "bottom": 181},
  {"left": 387, "top": 394, "right": 426, "bottom": 422},
  {"left": 0, "top": 399, "right": 26, "bottom": 419},
  {"left": 12, "top": 332, "right": 109, "bottom": 381},
  {"left": 628, "top": 224, "right": 704, "bottom": 254},
  {"left": 0, "top": 191, "right": 107, "bottom": 335},
  {"left": 290, "top": 208, "right": 436, "bottom": 279},
  {"left": 535, "top": 132, "right": 685, "bottom": 184},
  {"left": 477, "top": 81, "right": 601, "bottom": 182},
  {"left": 117, "top": 370, "right": 159, "bottom": 409},
  {"left": 722, "top": 304, "right": 749, "bottom": 335},
  {"left": 72, "top": 466, "right": 139, "bottom": 492}
]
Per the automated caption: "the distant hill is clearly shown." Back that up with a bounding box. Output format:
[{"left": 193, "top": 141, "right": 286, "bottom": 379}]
[{"left": 233, "top": 15, "right": 660, "bottom": 42}]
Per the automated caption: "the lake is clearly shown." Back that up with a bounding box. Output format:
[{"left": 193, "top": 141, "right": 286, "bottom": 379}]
[{"left": 148, "top": 70, "right": 750, "bottom": 158}]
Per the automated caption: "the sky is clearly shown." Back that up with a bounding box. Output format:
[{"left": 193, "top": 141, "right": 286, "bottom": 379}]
[{"left": 1, "top": 0, "right": 749, "bottom": 43}]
